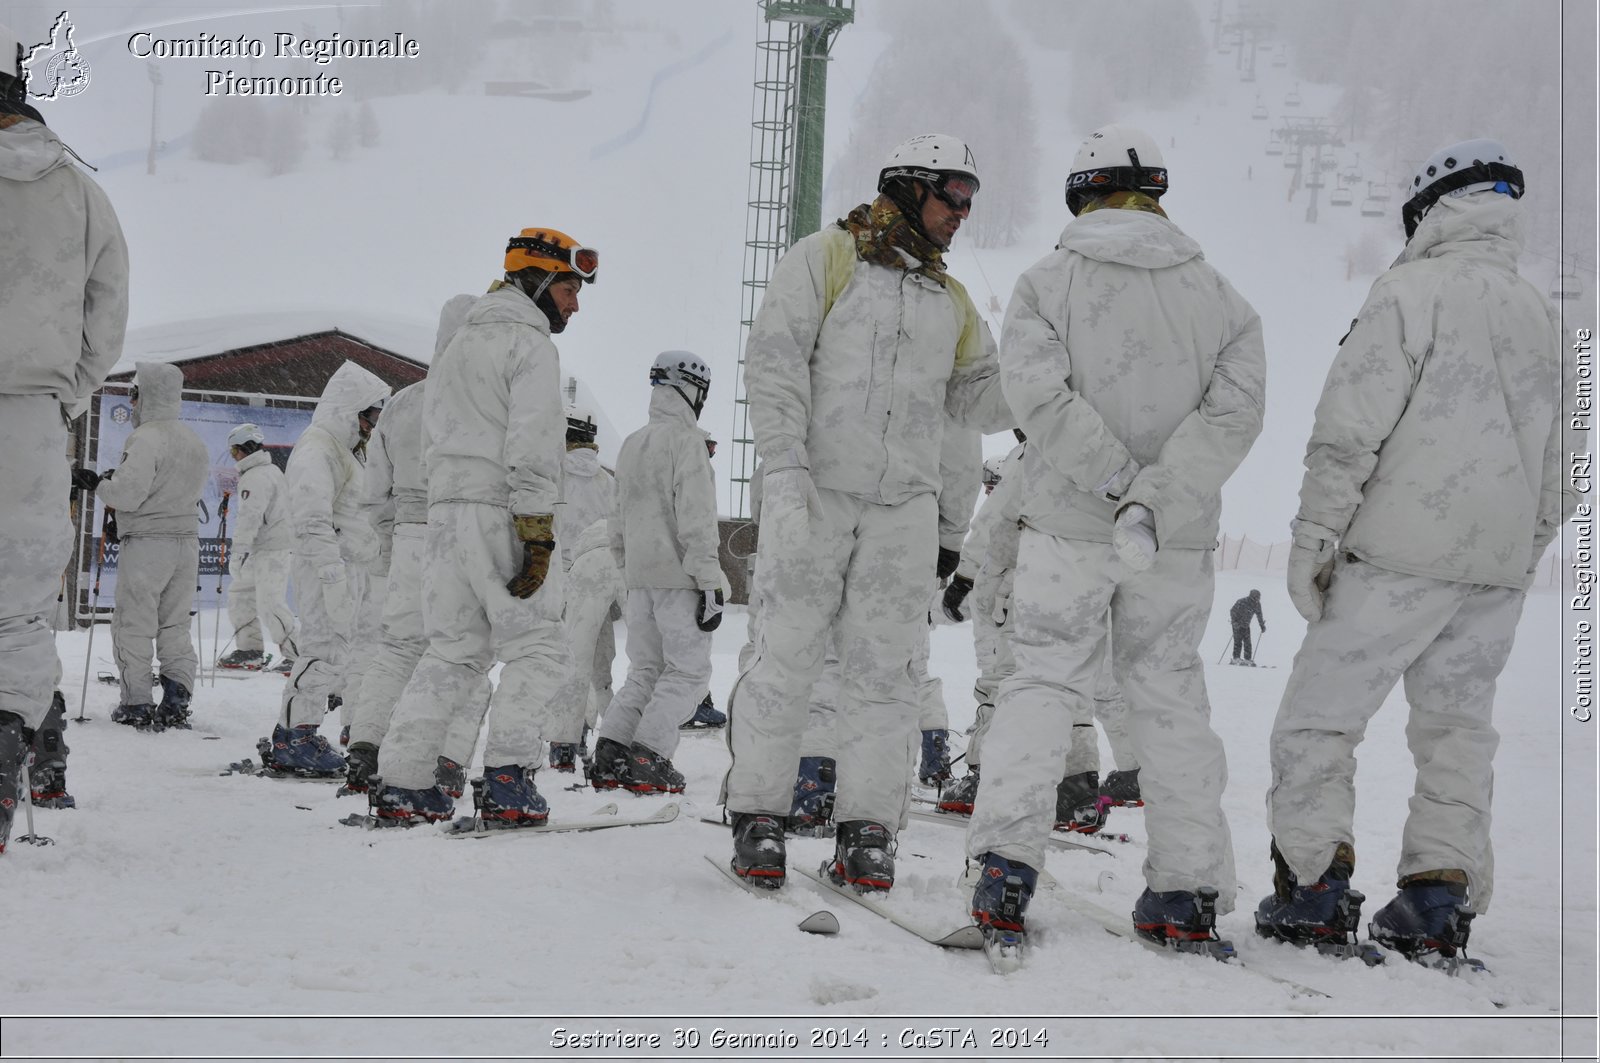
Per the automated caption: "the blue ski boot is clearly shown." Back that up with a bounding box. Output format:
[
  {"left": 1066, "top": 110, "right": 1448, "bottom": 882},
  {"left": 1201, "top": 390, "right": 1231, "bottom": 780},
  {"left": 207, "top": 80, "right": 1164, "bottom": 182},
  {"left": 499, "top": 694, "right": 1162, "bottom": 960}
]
[
  {"left": 1132, "top": 887, "right": 1236, "bottom": 959},
  {"left": 434, "top": 756, "right": 467, "bottom": 799},
  {"left": 681, "top": 693, "right": 727, "bottom": 729},
  {"left": 917, "top": 729, "right": 952, "bottom": 787},
  {"left": 476, "top": 764, "right": 549, "bottom": 827},
  {"left": 1255, "top": 842, "right": 1381, "bottom": 962},
  {"left": 1369, "top": 873, "right": 1481, "bottom": 970},
  {"left": 970, "top": 852, "right": 1038, "bottom": 932},
  {"left": 369, "top": 776, "right": 454, "bottom": 825},
  {"left": 261, "top": 723, "right": 345, "bottom": 778},
  {"left": 548, "top": 741, "right": 581, "bottom": 774},
  {"left": 153, "top": 675, "right": 192, "bottom": 731},
  {"left": 790, "top": 755, "right": 836, "bottom": 835}
]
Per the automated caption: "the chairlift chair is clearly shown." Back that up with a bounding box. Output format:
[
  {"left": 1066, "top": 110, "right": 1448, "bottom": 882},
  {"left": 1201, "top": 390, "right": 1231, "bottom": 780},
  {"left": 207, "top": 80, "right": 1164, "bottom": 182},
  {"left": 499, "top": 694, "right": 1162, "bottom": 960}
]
[
  {"left": 1551, "top": 271, "right": 1584, "bottom": 301},
  {"left": 1359, "top": 195, "right": 1385, "bottom": 218},
  {"left": 1330, "top": 185, "right": 1353, "bottom": 207},
  {"left": 1252, "top": 103, "right": 1269, "bottom": 120},
  {"left": 1264, "top": 138, "right": 1283, "bottom": 156},
  {"left": 1284, "top": 89, "right": 1302, "bottom": 107}
]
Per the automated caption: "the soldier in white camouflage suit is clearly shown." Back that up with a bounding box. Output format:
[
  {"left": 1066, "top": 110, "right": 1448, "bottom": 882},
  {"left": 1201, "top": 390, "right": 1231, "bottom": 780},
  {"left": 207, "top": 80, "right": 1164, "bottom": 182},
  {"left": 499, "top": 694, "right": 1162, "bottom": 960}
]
[
  {"left": 1, "top": 28, "right": 128, "bottom": 847},
  {"left": 218, "top": 423, "right": 296, "bottom": 673},
  {"left": 966, "top": 125, "right": 1265, "bottom": 949},
  {"left": 724, "top": 133, "right": 1013, "bottom": 892},
  {"left": 1256, "top": 139, "right": 1577, "bottom": 963}
]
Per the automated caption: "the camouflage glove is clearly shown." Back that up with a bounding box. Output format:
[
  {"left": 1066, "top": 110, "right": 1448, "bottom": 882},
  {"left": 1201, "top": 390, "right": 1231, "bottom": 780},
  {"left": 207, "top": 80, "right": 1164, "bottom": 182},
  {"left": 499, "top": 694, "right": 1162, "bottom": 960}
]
[
  {"left": 1287, "top": 534, "right": 1336, "bottom": 623},
  {"left": 1112, "top": 503, "right": 1158, "bottom": 573},
  {"left": 506, "top": 514, "right": 557, "bottom": 599}
]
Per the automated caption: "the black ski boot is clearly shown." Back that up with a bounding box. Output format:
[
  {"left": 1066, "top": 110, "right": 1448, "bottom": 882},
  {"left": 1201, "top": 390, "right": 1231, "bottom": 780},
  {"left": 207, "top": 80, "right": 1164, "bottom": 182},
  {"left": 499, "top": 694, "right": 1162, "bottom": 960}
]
[
  {"left": 828, "top": 820, "right": 896, "bottom": 892},
  {"left": 587, "top": 737, "right": 632, "bottom": 791},
  {"left": 343, "top": 742, "right": 379, "bottom": 794},
  {"left": 1254, "top": 842, "right": 1383, "bottom": 963},
  {"left": 111, "top": 702, "right": 157, "bottom": 729},
  {"left": 624, "top": 743, "right": 685, "bottom": 794},
  {"left": 1369, "top": 873, "right": 1483, "bottom": 971},
  {"left": 1132, "top": 887, "right": 1236, "bottom": 959},
  {"left": 1055, "top": 770, "right": 1111, "bottom": 834},
  {"left": 0, "top": 710, "right": 24, "bottom": 854},
  {"left": 434, "top": 756, "right": 466, "bottom": 799},
  {"left": 937, "top": 768, "right": 979, "bottom": 815},
  {"left": 789, "top": 755, "right": 836, "bottom": 835},
  {"left": 154, "top": 676, "right": 192, "bottom": 731},
  {"left": 731, "top": 812, "right": 786, "bottom": 888},
  {"left": 1101, "top": 767, "right": 1143, "bottom": 808},
  {"left": 29, "top": 692, "right": 73, "bottom": 809},
  {"left": 217, "top": 649, "right": 267, "bottom": 671}
]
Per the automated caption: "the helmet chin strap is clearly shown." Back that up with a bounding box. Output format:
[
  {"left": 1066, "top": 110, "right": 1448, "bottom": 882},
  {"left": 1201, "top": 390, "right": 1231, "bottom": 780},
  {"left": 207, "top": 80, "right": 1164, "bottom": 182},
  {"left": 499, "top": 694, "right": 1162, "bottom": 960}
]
[{"left": 669, "top": 384, "right": 705, "bottom": 419}]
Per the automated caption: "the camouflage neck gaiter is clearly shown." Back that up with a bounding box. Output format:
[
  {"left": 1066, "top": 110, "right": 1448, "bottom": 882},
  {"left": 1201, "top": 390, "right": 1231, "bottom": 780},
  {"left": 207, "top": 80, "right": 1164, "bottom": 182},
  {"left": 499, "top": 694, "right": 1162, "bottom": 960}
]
[
  {"left": 1077, "top": 190, "right": 1169, "bottom": 218},
  {"left": 838, "top": 195, "right": 949, "bottom": 286},
  {"left": 566, "top": 441, "right": 598, "bottom": 453}
]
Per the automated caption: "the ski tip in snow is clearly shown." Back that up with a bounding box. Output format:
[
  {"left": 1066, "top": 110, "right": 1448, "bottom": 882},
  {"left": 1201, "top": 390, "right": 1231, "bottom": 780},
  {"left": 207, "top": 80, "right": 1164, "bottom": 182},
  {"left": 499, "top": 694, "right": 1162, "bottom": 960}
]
[{"left": 798, "top": 910, "right": 841, "bottom": 935}]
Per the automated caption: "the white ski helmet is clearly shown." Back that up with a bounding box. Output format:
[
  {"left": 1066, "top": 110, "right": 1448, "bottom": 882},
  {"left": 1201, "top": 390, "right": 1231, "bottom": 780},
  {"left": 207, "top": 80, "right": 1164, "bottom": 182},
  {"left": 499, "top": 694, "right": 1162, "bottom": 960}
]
[
  {"left": 878, "top": 133, "right": 981, "bottom": 209},
  {"left": 982, "top": 456, "right": 1005, "bottom": 489},
  {"left": 1402, "top": 138, "right": 1524, "bottom": 239},
  {"left": 564, "top": 404, "right": 597, "bottom": 442},
  {"left": 1065, "top": 124, "right": 1169, "bottom": 215},
  {"left": 649, "top": 350, "right": 711, "bottom": 415},
  {"left": 228, "top": 423, "right": 265, "bottom": 449},
  {"left": 0, "top": 21, "right": 25, "bottom": 93}
]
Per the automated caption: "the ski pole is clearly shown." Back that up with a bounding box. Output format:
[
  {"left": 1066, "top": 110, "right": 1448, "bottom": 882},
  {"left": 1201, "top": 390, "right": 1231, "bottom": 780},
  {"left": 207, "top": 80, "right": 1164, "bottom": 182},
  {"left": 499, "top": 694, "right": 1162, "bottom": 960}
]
[
  {"left": 1215, "top": 635, "right": 1232, "bottom": 665},
  {"left": 1253, "top": 629, "right": 1267, "bottom": 664},
  {"left": 209, "top": 491, "right": 229, "bottom": 686},
  {"left": 74, "top": 508, "right": 112, "bottom": 723},
  {"left": 16, "top": 757, "right": 54, "bottom": 846}
]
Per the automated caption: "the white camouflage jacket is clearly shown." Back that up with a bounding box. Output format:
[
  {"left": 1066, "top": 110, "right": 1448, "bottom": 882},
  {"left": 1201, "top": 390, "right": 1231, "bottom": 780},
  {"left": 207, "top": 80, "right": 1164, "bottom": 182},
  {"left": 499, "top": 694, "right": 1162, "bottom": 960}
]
[
  {"left": 957, "top": 442, "right": 1025, "bottom": 583},
  {"left": 0, "top": 113, "right": 128, "bottom": 418},
  {"left": 424, "top": 285, "right": 564, "bottom": 518},
  {"left": 1000, "top": 208, "right": 1266, "bottom": 549},
  {"left": 287, "top": 362, "right": 390, "bottom": 571},
  {"left": 96, "top": 362, "right": 209, "bottom": 539},
  {"left": 559, "top": 445, "right": 616, "bottom": 571},
  {"left": 232, "top": 449, "right": 291, "bottom": 555},
  {"left": 744, "top": 225, "right": 1013, "bottom": 503},
  {"left": 609, "top": 387, "right": 723, "bottom": 592},
  {"left": 1297, "top": 192, "right": 1574, "bottom": 589}
]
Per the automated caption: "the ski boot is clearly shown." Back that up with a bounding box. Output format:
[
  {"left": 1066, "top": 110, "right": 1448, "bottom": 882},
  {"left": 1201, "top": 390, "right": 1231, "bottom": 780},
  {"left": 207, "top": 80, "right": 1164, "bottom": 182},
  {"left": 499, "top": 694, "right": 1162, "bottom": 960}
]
[
  {"left": 111, "top": 702, "right": 157, "bottom": 729},
  {"left": 260, "top": 723, "right": 346, "bottom": 778},
  {"left": 971, "top": 852, "right": 1035, "bottom": 971},
  {"left": 681, "top": 692, "right": 727, "bottom": 729},
  {"left": 154, "top": 676, "right": 192, "bottom": 731},
  {"left": 29, "top": 692, "right": 74, "bottom": 809},
  {"left": 625, "top": 743, "right": 685, "bottom": 794},
  {"left": 1132, "top": 887, "right": 1236, "bottom": 959},
  {"left": 937, "top": 768, "right": 979, "bottom": 815},
  {"left": 342, "top": 742, "right": 379, "bottom": 794},
  {"left": 0, "top": 710, "right": 24, "bottom": 854},
  {"left": 1055, "top": 771, "right": 1112, "bottom": 834},
  {"left": 730, "top": 812, "right": 786, "bottom": 889},
  {"left": 218, "top": 649, "right": 267, "bottom": 671},
  {"left": 1100, "top": 767, "right": 1143, "bottom": 808},
  {"left": 274, "top": 656, "right": 295, "bottom": 676},
  {"left": 326, "top": 693, "right": 343, "bottom": 716},
  {"left": 587, "top": 736, "right": 632, "bottom": 791},
  {"left": 338, "top": 725, "right": 350, "bottom": 748},
  {"left": 475, "top": 764, "right": 549, "bottom": 827},
  {"left": 789, "top": 755, "right": 836, "bottom": 836},
  {"left": 369, "top": 775, "right": 454, "bottom": 825},
  {"left": 1368, "top": 873, "right": 1484, "bottom": 972},
  {"left": 917, "top": 729, "right": 952, "bottom": 787},
  {"left": 434, "top": 755, "right": 466, "bottom": 799},
  {"left": 1255, "top": 843, "right": 1382, "bottom": 963},
  {"left": 828, "top": 820, "right": 895, "bottom": 893},
  {"left": 548, "top": 741, "right": 580, "bottom": 774}
]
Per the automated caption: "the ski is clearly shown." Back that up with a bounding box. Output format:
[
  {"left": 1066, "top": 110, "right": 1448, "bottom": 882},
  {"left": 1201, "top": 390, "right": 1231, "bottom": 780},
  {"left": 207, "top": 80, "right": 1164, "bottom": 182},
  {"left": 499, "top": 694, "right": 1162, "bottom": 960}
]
[
  {"left": 219, "top": 757, "right": 341, "bottom": 782},
  {"left": 906, "top": 807, "right": 1114, "bottom": 858},
  {"left": 443, "top": 800, "right": 678, "bottom": 838},
  {"left": 1055, "top": 890, "right": 1332, "bottom": 999},
  {"left": 792, "top": 863, "right": 985, "bottom": 951},
  {"left": 981, "top": 926, "right": 1026, "bottom": 974},
  {"left": 703, "top": 855, "right": 841, "bottom": 935}
]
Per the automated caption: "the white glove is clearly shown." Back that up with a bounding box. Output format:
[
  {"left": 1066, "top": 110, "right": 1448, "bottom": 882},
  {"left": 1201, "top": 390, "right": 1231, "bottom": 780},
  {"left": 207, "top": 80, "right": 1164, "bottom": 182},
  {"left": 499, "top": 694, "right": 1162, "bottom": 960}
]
[
  {"left": 1287, "top": 534, "right": 1336, "bottom": 623},
  {"left": 1113, "top": 503, "right": 1159, "bottom": 573},
  {"left": 1095, "top": 458, "right": 1140, "bottom": 503},
  {"left": 317, "top": 561, "right": 353, "bottom": 631},
  {"left": 762, "top": 461, "right": 823, "bottom": 551}
]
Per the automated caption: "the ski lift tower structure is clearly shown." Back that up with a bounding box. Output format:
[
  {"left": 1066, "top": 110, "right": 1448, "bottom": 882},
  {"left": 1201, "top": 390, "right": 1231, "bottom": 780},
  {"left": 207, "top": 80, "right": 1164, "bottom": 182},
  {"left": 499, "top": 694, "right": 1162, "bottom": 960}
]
[
  {"left": 1276, "top": 116, "right": 1343, "bottom": 223},
  {"left": 727, "top": 0, "right": 855, "bottom": 522},
  {"left": 1223, "top": 5, "right": 1276, "bottom": 82}
]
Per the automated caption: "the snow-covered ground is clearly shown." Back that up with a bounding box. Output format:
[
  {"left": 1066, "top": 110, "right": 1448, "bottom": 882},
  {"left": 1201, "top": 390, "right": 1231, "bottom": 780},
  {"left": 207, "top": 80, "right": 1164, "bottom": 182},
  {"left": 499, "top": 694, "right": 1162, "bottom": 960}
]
[{"left": 4, "top": 572, "right": 1590, "bottom": 1060}]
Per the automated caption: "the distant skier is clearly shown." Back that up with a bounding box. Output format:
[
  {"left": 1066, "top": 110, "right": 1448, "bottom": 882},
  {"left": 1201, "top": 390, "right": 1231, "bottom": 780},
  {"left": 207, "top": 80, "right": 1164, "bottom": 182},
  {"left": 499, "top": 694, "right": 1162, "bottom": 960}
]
[
  {"left": 1228, "top": 589, "right": 1265, "bottom": 665},
  {"left": 965, "top": 125, "right": 1265, "bottom": 950},
  {"left": 590, "top": 352, "right": 723, "bottom": 795},
  {"left": 91, "top": 363, "right": 210, "bottom": 732},
  {"left": 1, "top": 22, "right": 128, "bottom": 848},
  {"left": 218, "top": 424, "right": 297, "bottom": 673},
  {"left": 1256, "top": 139, "right": 1575, "bottom": 963}
]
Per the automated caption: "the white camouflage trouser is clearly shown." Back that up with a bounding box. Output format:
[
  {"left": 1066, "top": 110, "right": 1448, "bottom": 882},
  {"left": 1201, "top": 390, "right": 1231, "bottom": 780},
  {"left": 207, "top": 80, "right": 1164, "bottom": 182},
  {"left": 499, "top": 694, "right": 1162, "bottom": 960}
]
[
  {"left": 348, "top": 524, "right": 487, "bottom": 766},
  {"left": 725, "top": 486, "right": 935, "bottom": 827},
  {"left": 1268, "top": 556, "right": 1522, "bottom": 912},
  {"left": 597, "top": 588, "right": 711, "bottom": 760},
  {"left": 0, "top": 396, "right": 69, "bottom": 730},
  {"left": 378, "top": 503, "right": 568, "bottom": 790},
  {"left": 339, "top": 568, "right": 388, "bottom": 729},
  {"left": 552, "top": 554, "right": 620, "bottom": 744},
  {"left": 279, "top": 556, "right": 366, "bottom": 729},
  {"left": 112, "top": 536, "right": 200, "bottom": 705},
  {"left": 967, "top": 531, "right": 1235, "bottom": 910},
  {"left": 225, "top": 548, "right": 296, "bottom": 658}
]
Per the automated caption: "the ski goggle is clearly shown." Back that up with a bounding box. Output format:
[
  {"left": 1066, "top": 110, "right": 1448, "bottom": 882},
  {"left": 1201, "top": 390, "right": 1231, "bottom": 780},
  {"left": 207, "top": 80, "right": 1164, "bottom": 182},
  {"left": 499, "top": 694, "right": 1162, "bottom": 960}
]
[
  {"left": 129, "top": 386, "right": 140, "bottom": 402},
  {"left": 933, "top": 173, "right": 980, "bottom": 212},
  {"left": 506, "top": 235, "right": 599, "bottom": 281}
]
